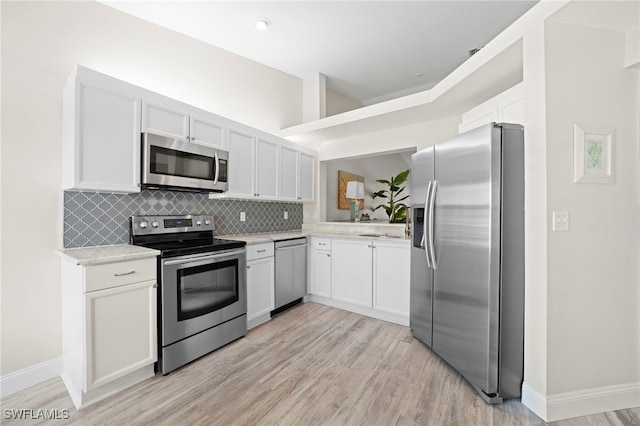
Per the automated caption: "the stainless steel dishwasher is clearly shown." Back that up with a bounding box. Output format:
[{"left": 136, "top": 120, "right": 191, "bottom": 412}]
[{"left": 274, "top": 237, "right": 308, "bottom": 312}]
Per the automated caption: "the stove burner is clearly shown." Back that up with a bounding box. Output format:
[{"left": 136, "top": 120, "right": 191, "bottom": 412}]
[{"left": 129, "top": 214, "right": 245, "bottom": 257}]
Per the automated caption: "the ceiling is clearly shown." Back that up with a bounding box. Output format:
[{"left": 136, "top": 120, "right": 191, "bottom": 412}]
[{"left": 101, "top": 1, "right": 538, "bottom": 106}]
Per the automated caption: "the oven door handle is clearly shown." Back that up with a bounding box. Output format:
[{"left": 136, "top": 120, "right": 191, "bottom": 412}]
[{"left": 162, "top": 249, "right": 245, "bottom": 266}]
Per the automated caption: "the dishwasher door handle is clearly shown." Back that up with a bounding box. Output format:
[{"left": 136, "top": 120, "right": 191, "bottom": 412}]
[{"left": 275, "top": 244, "right": 309, "bottom": 251}]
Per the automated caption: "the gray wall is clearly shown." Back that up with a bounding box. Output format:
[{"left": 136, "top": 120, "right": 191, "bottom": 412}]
[{"left": 323, "top": 152, "right": 412, "bottom": 222}]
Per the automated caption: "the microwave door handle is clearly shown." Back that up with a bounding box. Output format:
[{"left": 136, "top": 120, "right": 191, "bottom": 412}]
[{"left": 213, "top": 152, "right": 220, "bottom": 184}]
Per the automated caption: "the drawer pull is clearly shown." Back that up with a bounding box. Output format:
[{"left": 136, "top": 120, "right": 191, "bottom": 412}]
[
  {"left": 257, "top": 249, "right": 266, "bottom": 253},
  {"left": 114, "top": 270, "right": 135, "bottom": 277}
]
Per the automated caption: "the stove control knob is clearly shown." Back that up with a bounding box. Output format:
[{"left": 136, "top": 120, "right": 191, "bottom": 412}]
[
  {"left": 139, "top": 220, "right": 148, "bottom": 229},
  {"left": 204, "top": 219, "right": 211, "bottom": 226},
  {"left": 151, "top": 221, "right": 159, "bottom": 228},
  {"left": 195, "top": 220, "right": 202, "bottom": 226}
]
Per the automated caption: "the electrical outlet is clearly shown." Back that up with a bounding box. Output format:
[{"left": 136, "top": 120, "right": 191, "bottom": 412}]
[
  {"left": 552, "top": 211, "right": 569, "bottom": 231},
  {"left": 284, "top": 211, "right": 288, "bottom": 220},
  {"left": 240, "top": 212, "right": 246, "bottom": 222}
]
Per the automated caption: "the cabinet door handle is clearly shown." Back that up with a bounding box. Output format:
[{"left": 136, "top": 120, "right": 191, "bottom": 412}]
[
  {"left": 247, "top": 265, "right": 251, "bottom": 269},
  {"left": 153, "top": 284, "right": 158, "bottom": 288},
  {"left": 114, "top": 270, "right": 135, "bottom": 277},
  {"left": 326, "top": 254, "right": 330, "bottom": 257}
]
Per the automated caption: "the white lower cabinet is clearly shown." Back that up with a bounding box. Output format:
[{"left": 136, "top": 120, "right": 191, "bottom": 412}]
[
  {"left": 309, "top": 236, "right": 410, "bottom": 326},
  {"left": 331, "top": 239, "right": 373, "bottom": 307},
  {"left": 246, "top": 242, "right": 275, "bottom": 329},
  {"left": 309, "top": 238, "right": 331, "bottom": 298},
  {"left": 61, "top": 257, "right": 157, "bottom": 410},
  {"left": 84, "top": 281, "right": 157, "bottom": 390},
  {"left": 372, "top": 241, "right": 410, "bottom": 317}
]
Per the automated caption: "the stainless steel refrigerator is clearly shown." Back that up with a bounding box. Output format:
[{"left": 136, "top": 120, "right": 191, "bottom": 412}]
[{"left": 410, "top": 122, "right": 524, "bottom": 403}]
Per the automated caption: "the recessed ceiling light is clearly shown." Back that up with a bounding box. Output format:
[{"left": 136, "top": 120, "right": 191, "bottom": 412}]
[{"left": 255, "top": 18, "right": 270, "bottom": 31}]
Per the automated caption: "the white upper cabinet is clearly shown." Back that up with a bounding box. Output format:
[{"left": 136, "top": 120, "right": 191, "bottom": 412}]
[
  {"left": 189, "top": 114, "right": 226, "bottom": 149},
  {"left": 279, "top": 146, "right": 299, "bottom": 201},
  {"left": 142, "top": 101, "right": 227, "bottom": 149},
  {"left": 63, "top": 69, "right": 142, "bottom": 193},
  {"left": 63, "top": 66, "right": 316, "bottom": 199},
  {"left": 227, "top": 128, "right": 256, "bottom": 198},
  {"left": 279, "top": 147, "right": 315, "bottom": 202},
  {"left": 255, "top": 138, "right": 279, "bottom": 199},
  {"left": 298, "top": 152, "right": 315, "bottom": 202},
  {"left": 141, "top": 100, "right": 190, "bottom": 140},
  {"left": 224, "top": 127, "right": 315, "bottom": 202}
]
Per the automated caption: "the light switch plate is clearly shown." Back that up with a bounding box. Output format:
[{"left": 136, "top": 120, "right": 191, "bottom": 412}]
[
  {"left": 553, "top": 211, "right": 569, "bottom": 231},
  {"left": 240, "top": 212, "right": 246, "bottom": 222},
  {"left": 284, "top": 211, "right": 288, "bottom": 220}
]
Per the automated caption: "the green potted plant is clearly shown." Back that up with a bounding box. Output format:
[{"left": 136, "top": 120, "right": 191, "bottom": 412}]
[{"left": 372, "top": 169, "right": 410, "bottom": 223}]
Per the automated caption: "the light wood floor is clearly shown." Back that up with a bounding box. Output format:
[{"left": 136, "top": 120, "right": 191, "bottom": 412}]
[{"left": 2, "top": 302, "right": 639, "bottom": 425}]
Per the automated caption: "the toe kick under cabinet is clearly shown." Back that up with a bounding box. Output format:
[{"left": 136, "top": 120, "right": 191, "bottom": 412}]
[{"left": 60, "top": 254, "right": 158, "bottom": 410}]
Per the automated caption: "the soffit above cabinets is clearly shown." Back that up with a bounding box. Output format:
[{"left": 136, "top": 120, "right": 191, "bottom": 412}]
[{"left": 280, "top": 38, "right": 524, "bottom": 145}]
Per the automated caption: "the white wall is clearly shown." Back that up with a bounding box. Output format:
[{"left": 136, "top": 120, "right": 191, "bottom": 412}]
[
  {"left": 326, "top": 89, "right": 363, "bottom": 117},
  {"left": 322, "top": 153, "right": 412, "bottom": 222},
  {"left": 0, "top": 1, "right": 302, "bottom": 376},
  {"left": 544, "top": 19, "right": 639, "bottom": 400},
  {"left": 318, "top": 116, "right": 460, "bottom": 161},
  {"left": 309, "top": 116, "right": 459, "bottom": 225}
]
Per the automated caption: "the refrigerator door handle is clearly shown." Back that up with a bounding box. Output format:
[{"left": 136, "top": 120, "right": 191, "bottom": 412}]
[
  {"left": 423, "top": 180, "right": 433, "bottom": 268},
  {"left": 428, "top": 180, "right": 438, "bottom": 270}
]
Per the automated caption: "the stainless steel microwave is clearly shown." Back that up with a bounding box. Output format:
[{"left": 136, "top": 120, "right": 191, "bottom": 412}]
[{"left": 141, "top": 133, "right": 228, "bottom": 193}]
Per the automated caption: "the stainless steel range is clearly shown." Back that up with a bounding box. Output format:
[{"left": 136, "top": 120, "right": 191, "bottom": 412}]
[{"left": 129, "top": 214, "right": 247, "bottom": 375}]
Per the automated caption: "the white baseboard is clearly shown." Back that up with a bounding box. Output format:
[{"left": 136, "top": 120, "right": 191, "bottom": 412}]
[
  {"left": 0, "top": 357, "right": 63, "bottom": 399},
  {"left": 308, "top": 294, "right": 409, "bottom": 326},
  {"left": 521, "top": 382, "right": 548, "bottom": 420},
  {"left": 522, "top": 381, "right": 640, "bottom": 422}
]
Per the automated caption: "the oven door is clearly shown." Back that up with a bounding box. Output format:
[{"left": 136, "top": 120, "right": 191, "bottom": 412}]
[{"left": 160, "top": 248, "right": 246, "bottom": 346}]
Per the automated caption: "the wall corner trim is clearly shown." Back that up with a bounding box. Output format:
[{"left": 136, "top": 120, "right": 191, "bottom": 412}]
[
  {"left": 522, "top": 381, "right": 640, "bottom": 422},
  {"left": 0, "top": 357, "right": 63, "bottom": 399},
  {"left": 521, "top": 382, "right": 548, "bottom": 421}
]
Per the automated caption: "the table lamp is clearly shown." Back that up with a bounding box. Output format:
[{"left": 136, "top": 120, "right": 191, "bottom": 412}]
[{"left": 346, "top": 181, "right": 365, "bottom": 222}]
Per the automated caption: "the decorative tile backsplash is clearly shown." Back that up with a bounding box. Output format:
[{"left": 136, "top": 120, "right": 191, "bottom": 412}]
[{"left": 63, "top": 190, "right": 303, "bottom": 248}]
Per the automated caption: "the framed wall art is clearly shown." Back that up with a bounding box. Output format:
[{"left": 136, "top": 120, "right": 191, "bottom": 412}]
[
  {"left": 337, "top": 170, "right": 364, "bottom": 210},
  {"left": 573, "top": 124, "right": 615, "bottom": 184}
]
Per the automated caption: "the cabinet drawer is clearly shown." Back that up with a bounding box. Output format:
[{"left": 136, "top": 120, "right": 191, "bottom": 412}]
[
  {"left": 85, "top": 259, "right": 156, "bottom": 292},
  {"left": 246, "top": 242, "right": 274, "bottom": 261},
  {"left": 312, "top": 238, "right": 331, "bottom": 250}
]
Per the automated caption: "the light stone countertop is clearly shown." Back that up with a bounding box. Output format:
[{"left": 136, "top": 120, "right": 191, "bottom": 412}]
[
  {"left": 217, "top": 231, "right": 309, "bottom": 245},
  {"left": 218, "top": 230, "right": 410, "bottom": 245},
  {"left": 56, "top": 244, "right": 160, "bottom": 266}
]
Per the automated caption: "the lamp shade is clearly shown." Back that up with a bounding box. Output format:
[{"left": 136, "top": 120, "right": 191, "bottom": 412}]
[{"left": 346, "top": 181, "right": 364, "bottom": 199}]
